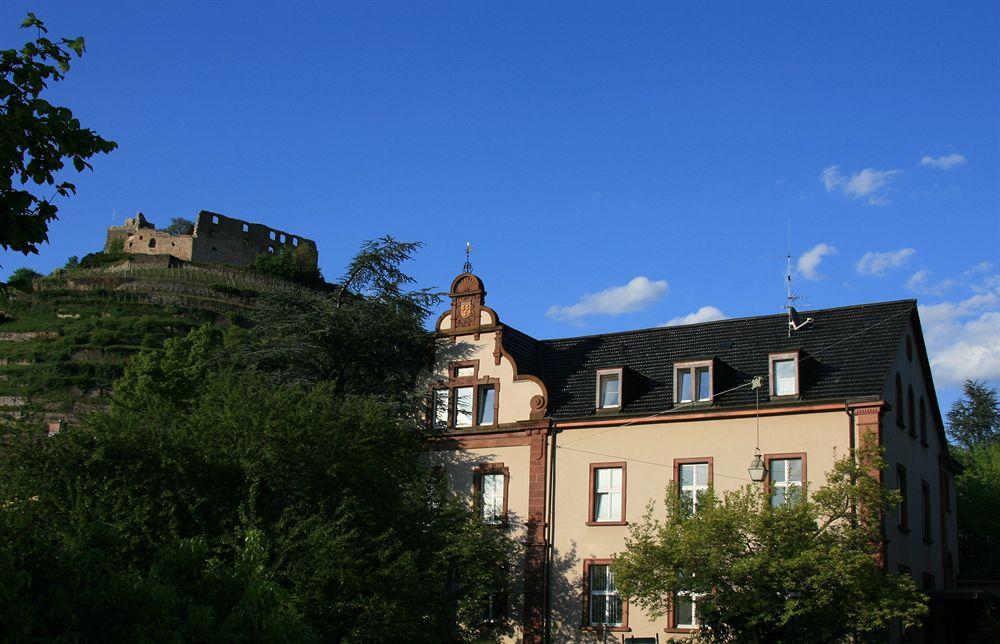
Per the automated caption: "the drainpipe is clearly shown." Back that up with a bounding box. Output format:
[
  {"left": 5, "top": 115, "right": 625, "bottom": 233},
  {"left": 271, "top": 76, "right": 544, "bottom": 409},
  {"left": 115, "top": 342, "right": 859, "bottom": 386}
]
[{"left": 543, "top": 425, "right": 558, "bottom": 643}]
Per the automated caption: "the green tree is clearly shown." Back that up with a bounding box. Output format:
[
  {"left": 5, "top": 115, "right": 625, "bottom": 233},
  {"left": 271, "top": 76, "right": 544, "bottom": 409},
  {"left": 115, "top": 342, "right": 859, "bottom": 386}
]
[
  {"left": 948, "top": 380, "right": 1000, "bottom": 581},
  {"left": 947, "top": 379, "right": 1000, "bottom": 450},
  {"left": 613, "top": 439, "right": 927, "bottom": 642},
  {"left": 1, "top": 13, "right": 117, "bottom": 255},
  {"left": 249, "top": 246, "right": 325, "bottom": 287},
  {"left": 160, "top": 217, "right": 195, "bottom": 236},
  {"left": 0, "top": 239, "right": 516, "bottom": 642}
]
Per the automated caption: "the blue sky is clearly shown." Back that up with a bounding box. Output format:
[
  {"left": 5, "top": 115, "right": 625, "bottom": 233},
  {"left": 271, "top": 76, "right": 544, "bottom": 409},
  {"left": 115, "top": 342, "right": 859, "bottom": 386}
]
[{"left": 1, "top": 1, "right": 997, "bottom": 411}]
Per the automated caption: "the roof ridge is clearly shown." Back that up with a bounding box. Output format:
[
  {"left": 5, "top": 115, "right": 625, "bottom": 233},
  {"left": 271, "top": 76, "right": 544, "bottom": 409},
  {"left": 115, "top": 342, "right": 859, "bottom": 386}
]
[{"left": 538, "top": 298, "right": 917, "bottom": 344}]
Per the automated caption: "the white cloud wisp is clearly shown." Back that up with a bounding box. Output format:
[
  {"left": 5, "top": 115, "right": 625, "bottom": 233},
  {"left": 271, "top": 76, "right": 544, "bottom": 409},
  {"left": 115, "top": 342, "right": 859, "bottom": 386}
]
[
  {"left": 821, "top": 165, "right": 903, "bottom": 206},
  {"left": 920, "top": 153, "right": 966, "bottom": 170},
  {"left": 856, "top": 248, "right": 916, "bottom": 276},
  {"left": 547, "top": 276, "right": 668, "bottom": 323},
  {"left": 662, "top": 306, "right": 728, "bottom": 327},
  {"left": 797, "top": 243, "right": 837, "bottom": 280}
]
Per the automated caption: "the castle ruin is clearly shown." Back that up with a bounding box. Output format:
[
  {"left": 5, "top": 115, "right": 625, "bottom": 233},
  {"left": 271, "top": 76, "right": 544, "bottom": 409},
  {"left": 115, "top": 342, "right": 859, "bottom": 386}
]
[{"left": 105, "top": 211, "right": 318, "bottom": 269}]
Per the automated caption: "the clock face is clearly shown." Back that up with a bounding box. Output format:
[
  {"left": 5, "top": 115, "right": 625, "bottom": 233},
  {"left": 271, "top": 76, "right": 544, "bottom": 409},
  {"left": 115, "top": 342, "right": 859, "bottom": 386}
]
[{"left": 459, "top": 301, "right": 473, "bottom": 319}]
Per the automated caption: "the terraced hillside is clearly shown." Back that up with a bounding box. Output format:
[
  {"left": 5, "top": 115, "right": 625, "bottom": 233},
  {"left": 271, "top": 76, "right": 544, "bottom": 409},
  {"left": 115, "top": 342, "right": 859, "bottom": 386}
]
[{"left": 0, "top": 254, "right": 320, "bottom": 429}]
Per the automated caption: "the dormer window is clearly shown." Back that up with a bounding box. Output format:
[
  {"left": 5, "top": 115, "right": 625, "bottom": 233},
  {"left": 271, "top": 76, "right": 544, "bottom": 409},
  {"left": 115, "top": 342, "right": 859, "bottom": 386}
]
[
  {"left": 674, "top": 360, "right": 713, "bottom": 403},
  {"left": 769, "top": 352, "right": 799, "bottom": 397},
  {"left": 596, "top": 368, "right": 622, "bottom": 409}
]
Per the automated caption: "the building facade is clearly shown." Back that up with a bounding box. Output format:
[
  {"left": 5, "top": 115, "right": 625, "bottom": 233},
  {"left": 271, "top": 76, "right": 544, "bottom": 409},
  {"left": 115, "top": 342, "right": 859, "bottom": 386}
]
[
  {"left": 105, "top": 210, "right": 318, "bottom": 269},
  {"left": 426, "top": 270, "right": 960, "bottom": 643}
]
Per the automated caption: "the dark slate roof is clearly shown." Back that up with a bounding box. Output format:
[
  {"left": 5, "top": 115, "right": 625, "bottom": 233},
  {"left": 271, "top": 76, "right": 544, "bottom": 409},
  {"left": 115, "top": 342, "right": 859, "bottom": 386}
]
[{"left": 502, "top": 299, "right": 916, "bottom": 419}]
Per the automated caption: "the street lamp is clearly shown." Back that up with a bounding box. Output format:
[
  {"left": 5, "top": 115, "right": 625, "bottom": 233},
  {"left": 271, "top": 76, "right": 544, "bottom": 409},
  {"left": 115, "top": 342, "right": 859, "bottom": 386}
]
[{"left": 748, "top": 448, "right": 767, "bottom": 482}]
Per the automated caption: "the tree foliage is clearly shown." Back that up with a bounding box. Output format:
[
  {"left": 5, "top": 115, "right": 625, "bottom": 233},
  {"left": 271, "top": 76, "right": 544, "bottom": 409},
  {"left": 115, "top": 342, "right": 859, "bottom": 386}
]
[
  {"left": 613, "top": 439, "right": 927, "bottom": 642},
  {"left": 947, "top": 379, "right": 1000, "bottom": 450},
  {"left": 1, "top": 13, "right": 117, "bottom": 254},
  {"left": 948, "top": 380, "right": 1000, "bottom": 579},
  {"left": 0, "top": 240, "right": 515, "bottom": 641},
  {"left": 160, "top": 217, "right": 195, "bottom": 236},
  {"left": 249, "top": 246, "right": 325, "bottom": 288}
]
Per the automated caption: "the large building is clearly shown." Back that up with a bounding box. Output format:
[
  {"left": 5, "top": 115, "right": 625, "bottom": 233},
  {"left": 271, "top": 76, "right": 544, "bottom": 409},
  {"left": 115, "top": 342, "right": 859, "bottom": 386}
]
[{"left": 427, "top": 269, "right": 960, "bottom": 643}]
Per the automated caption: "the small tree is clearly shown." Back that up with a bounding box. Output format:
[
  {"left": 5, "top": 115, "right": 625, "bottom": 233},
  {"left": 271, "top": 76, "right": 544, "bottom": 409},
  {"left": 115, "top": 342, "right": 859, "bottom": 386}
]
[
  {"left": 947, "top": 379, "right": 1000, "bottom": 450},
  {"left": 0, "top": 14, "right": 117, "bottom": 254},
  {"left": 159, "top": 217, "right": 195, "bottom": 236},
  {"left": 613, "top": 439, "right": 927, "bottom": 642}
]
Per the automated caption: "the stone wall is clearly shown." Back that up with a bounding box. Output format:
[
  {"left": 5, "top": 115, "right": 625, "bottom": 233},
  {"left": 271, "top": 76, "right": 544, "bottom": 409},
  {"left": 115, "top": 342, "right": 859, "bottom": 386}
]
[{"left": 105, "top": 211, "right": 318, "bottom": 269}]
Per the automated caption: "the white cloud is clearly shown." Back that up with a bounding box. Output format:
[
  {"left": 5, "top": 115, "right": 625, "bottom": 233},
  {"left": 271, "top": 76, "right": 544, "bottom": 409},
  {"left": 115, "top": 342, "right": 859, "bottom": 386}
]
[
  {"left": 906, "top": 269, "right": 955, "bottom": 296},
  {"left": 662, "top": 306, "right": 728, "bottom": 327},
  {"left": 920, "top": 153, "right": 966, "bottom": 170},
  {"left": 856, "top": 248, "right": 916, "bottom": 276},
  {"left": 546, "top": 276, "right": 668, "bottom": 322},
  {"left": 797, "top": 243, "right": 837, "bottom": 280},
  {"left": 919, "top": 277, "right": 1000, "bottom": 386},
  {"left": 820, "top": 165, "right": 903, "bottom": 206}
]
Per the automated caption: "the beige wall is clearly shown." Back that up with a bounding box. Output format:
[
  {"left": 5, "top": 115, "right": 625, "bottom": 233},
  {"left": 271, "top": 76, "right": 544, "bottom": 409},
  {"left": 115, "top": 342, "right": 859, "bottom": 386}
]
[
  {"left": 881, "top": 320, "right": 958, "bottom": 592},
  {"left": 427, "top": 444, "right": 532, "bottom": 644},
  {"left": 547, "top": 409, "right": 850, "bottom": 640},
  {"left": 430, "top": 332, "right": 544, "bottom": 426}
]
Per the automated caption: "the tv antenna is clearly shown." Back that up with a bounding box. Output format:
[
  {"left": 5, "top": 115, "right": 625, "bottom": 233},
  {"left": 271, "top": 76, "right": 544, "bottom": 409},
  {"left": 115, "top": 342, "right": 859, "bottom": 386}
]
[{"left": 785, "top": 220, "right": 813, "bottom": 336}]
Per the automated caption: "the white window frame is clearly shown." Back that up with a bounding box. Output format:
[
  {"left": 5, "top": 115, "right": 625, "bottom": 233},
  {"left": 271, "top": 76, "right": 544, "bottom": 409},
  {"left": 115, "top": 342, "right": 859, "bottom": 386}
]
[
  {"left": 588, "top": 563, "right": 623, "bottom": 627},
  {"left": 477, "top": 384, "right": 496, "bottom": 426},
  {"left": 768, "top": 456, "right": 804, "bottom": 506},
  {"left": 674, "top": 590, "right": 704, "bottom": 628},
  {"left": 674, "top": 360, "right": 713, "bottom": 404},
  {"left": 454, "top": 386, "right": 474, "bottom": 428},
  {"left": 592, "top": 465, "right": 624, "bottom": 523},
  {"left": 769, "top": 351, "right": 800, "bottom": 397},
  {"left": 595, "top": 368, "right": 623, "bottom": 409},
  {"left": 432, "top": 389, "right": 450, "bottom": 429},
  {"left": 480, "top": 472, "right": 505, "bottom": 524},
  {"left": 679, "top": 462, "right": 709, "bottom": 515}
]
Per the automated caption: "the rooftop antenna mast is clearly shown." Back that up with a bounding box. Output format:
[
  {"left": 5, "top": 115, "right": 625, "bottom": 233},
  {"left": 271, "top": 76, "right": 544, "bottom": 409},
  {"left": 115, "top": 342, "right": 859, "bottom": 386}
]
[{"left": 785, "top": 219, "right": 813, "bottom": 336}]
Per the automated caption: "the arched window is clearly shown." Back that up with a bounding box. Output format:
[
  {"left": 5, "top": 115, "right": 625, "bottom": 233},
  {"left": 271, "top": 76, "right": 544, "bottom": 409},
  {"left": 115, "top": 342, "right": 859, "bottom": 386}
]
[
  {"left": 907, "top": 386, "right": 916, "bottom": 438},
  {"left": 148, "top": 238, "right": 156, "bottom": 248},
  {"left": 896, "top": 375, "right": 905, "bottom": 429},
  {"left": 919, "top": 397, "right": 928, "bottom": 446}
]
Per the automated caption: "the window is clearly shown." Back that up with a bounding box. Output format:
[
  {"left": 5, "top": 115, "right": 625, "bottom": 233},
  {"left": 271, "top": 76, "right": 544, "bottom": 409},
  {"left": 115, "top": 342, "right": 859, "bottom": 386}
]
[
  {"left": 481, "top": 472, "right": 505, "bottom": 524},
  {"left": 148, "top": 238, "right": 156, "bottom": 248},
  {"left": 919, "top": 397, "right": 928, "bottom": 446},
  {"left": 211, "top": 214, "right": 220, "bottom": 225},
  {"left": 922, "top": 573, "right": 935, "bottom": 590},
  {"left": 678, "top": 370, "right": 693, "bottom": 402},
  {"left": 589, "top": 464, "right": 625, "bottom": 524},
  {"left": 896, "top": 374, "right": 905, "bottom": 429},
  {"left": 669, "top": 572, "right": 703, "bottom": 631},
  {"left": 269, "top": 230, "right": 276, "bottom": 240},
  {"left": 941, "top": 471, "right": 952, "bottom": 513},
  {"left": 241, "top": 223, "right": 249, "bottom": 233},
  {"left": 674, "top": 361, "right": 713, "bottom": 403},
  {"left": 432, "top": 389, "right": 449, "bottom": 429},
  {"left": 907, "top": 386, "right": 916, "bottom": 438},
  {"left": 767, "top": 455, "right": 804, "bottom": 506},
  {"left": 675, "top": 459, "right": 712, "bottom": 515},
  {"left": 454, "top": 386, "right": 474, "bottom": 428},
  {"left": 584, "top": 561, "right": 624, "bottom": 628},
  {"left": 921, "top": 480, "right": 932, "bottom": 543},
  {"left": 477, "top": 385, "right": 496, "bottom": 425},
  {"left": 596, "top": 369, "right": 621, "bottom": 409},
  {"left": 674, "top": 591, "right": 701, "bottom": 629},
  {"left": 432, "top": 361, "right": 499, "bottom": 429},
  {"left": 769, "top": 352, "right": 799, "bottom": 397},
  {"left": 897, "top": 464, "right": 909, "bottom": 531}
]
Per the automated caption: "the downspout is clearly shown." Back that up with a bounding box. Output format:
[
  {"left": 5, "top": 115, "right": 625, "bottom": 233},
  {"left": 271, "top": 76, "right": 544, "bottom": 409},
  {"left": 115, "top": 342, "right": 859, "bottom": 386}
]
[{"left": 543, "top": 425, "right": 558, "bottom": 643}]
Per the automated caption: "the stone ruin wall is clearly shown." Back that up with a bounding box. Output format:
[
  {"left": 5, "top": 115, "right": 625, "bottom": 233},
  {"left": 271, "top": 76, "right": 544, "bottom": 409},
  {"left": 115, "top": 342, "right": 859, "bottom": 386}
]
[{"left": 105, "top": 211, "right": 318, "bottom": 269}]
